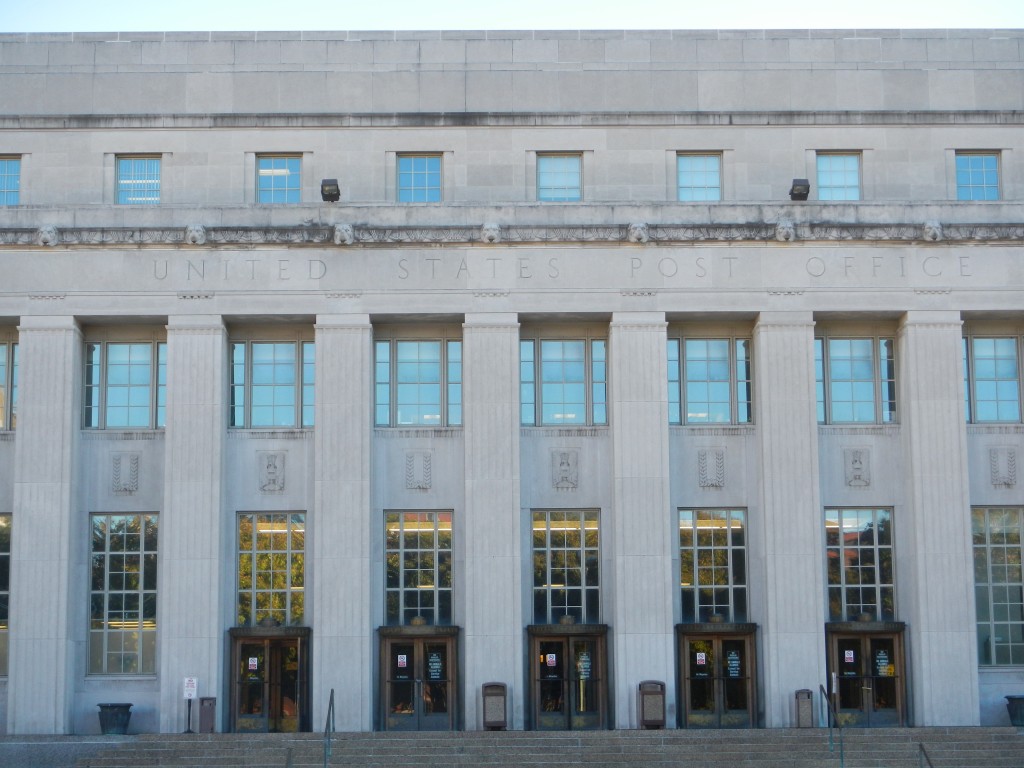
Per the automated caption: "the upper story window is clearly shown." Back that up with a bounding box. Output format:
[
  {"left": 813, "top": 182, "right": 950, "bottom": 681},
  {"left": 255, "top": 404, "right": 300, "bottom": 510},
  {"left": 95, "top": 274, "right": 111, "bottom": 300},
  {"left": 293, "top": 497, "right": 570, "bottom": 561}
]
[
  {"left": 230, "top": 340, "right": 314, "bottom": 428},
  {"left": 963, "top": 336, "right": 1020, "bottom": 423},
  {"left": 520, "top": 336, "right": 607, "bottom": 426},
  {"left": 532, "top": 510, "right": 600, "bottom": 624},
  {"left": 0, "top": 514, "right": 9, "bottom": 676},
  {"left": 816, "top": 152, "right": 861, "bottom": 201},
  {"left": 972, "top": 507, "right": 1024, "bottom": 665},
  {"left": 116, "top": 156, "right": 161, "bottom": 205},
  {"left": 825, "top": 508, "right": 895, "bottom": 622},
  {"left": 679, "top": 509, "right": 747, "bottom": 623},
  {"left": 397, "top": 154, "right": 442, "bottom": 202},
  {"left": 815, "top": 336, "right": 896, "bottom": 424},
  {"left": 89, "top": 513, "right": 158, "bottom": 674},
  {"left": 0, "top": 342, "right": 17, "bottom": 430},
  {"left": 375, "top": 337, "right": 462, "bottom": 427},
  {"left": 0, "top": 157, "right": 20, "bottom": 206},
  {"left": 237, "top": 513, "right": 305, "bottom": 627},
  {"left": 83, "top": 341, "right": 166, "bottom": 429},
  {"left": 677, "top": 153, "right": 722, "bottom": 202},
  {"left": 668, "top": 337, "right": 752, "bottom": 425},
  {"left": 956, "top": 152, "right": 1000, "bottom": 201},
  {"left": 385, "top": 511, "right": 452, "bottom": 626},
  {"left": 537, "top": 153, "right": 582, "bottom": 202},
  {"left": 257, "top": 155, "right": 301, "bottom": 204}
]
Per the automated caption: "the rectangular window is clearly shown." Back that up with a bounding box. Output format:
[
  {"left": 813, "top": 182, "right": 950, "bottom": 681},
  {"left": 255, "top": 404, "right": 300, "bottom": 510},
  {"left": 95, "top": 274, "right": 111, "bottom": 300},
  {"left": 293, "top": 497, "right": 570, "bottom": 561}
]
[
  {"left": 116, "top": 156, "right": 161, "bottom": 205},
  {"left": 532, "top": 510, "right": 599, "bottom": 624},
  {"left": 520, "top": 338, "right": 606, "bottom": 426},
  {"left": 668, "top": 338, "right": 752, "bottom": 425},
  {"left": 972, "top": 507, "right": 1024, "bottom": 665},
  {"left": 964, "top": 337, "right": 1020, "bottom": 422},
  {"left": 816, "top": 152, "right": 861, "bottom": 201},
  {"left": 0, "top": 157, "right": 20, "bottom": 206},
  {"left": 815, "top": 336, "right": 896, "bottom": 424},
  {"left": 237, "top": 513, "right": 305, "bottom": 627},
  {"left": 956, "top": 152, "right": 1000, "bottom": 201},
  {"left": 397, "top": 154, "right": 442, "bottom": 202},
  {"left": 89, "top": 514, "right": 157, "bottom": 674},
  {"left": 679, "top": 509, "right": 747, "bottom": 623},
  {"left": 230, "top": 341, "right": 314, "bottom": 428},
  {"left": 257, "top": 155, "right": 301, "bottom": 204},
  {"left": 375, "top": 339, "right": 462, "bottom": 427},
  {"left": 385, "top": 511, "right": 453, "bottom": 626},
  {"left": 537, "top": 153, "right": 582, "bottom": 202},
  {"left": 677, "top": 153, "right": 722, "bottom": 202},
  {"left": 83, "top": 342, "right": 166, "bottom": 429},
  {"left": 825, "top": 508, "right": 894, "bottom": 622},
  {"left": 0, "top": 342, "right": 16, "bottom": 430},
  {"left": 0, "top": 514, "right": 9, "bottom": 676}
]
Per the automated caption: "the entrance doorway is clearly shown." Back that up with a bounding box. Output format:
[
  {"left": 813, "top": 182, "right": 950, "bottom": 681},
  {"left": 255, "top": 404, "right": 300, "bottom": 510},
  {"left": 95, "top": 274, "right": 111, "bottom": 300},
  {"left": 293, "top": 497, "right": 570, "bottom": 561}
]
[
  {"left": 229, "top": 627, "right": 310, "bottom": 733},
  {"left": 379, "top": 626, "right": 458, "bottom": 731},
  {"left": 528, "top": 625, "right": 608, "bottom": 730},
  {"left": 677, "top": 623, "right": 757, "bottom": 728},
  {"left": 826, "top": 623, "right": 905, "bottom": 727}
]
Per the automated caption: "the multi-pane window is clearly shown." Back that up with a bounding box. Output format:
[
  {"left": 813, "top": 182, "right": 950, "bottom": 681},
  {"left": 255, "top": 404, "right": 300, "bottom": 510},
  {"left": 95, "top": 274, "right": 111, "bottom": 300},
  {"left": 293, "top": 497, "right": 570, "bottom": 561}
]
[
  {"left": 375, "top": 339, "right": 462, "bottom": 427},
  {"left": 815, "top": 337, "right": 896, "bottom": 424},
  {"left": 397, "top": 154, "right": 442, "bottom": 202},
  {"left": 520, "top": 338, "right": 607, "bottom": 426},
  {"left": 532, "top": 510, "right": 599, "bottom": 624},
  {"left": 0, "top": 157, "right": 20, "bottom": 206},
  {"left": 0, "top": 515, "right": 9, "bottom": 676},
  {"left": 956, "top": 152, "right": 1000, "bottom": 201},
  {"left": 257, "top": 155, "right": 301, "bottom": 203},
  {"left": 677, "top": 153, "right": 722, "bottom": 202},
  {"left": 89, "top": 514, "right": 157, "bottom": 674},
  {"left": 816, "top": 152, "right": 861, "bottom": 201},
  {"left": 237, "top": 513, "right": 305, "bottom": 627},
  {"left": 537, "top": 153, "right": 582, "bottom": 202},
  {"left": 0, "top": 342, "right": 17, "bottom": 430},
  {"left": 385, "top": 511, "right": 453, "bottom": 626},
  {"left": 230, "top": 341, "right": 314, "bottom": 428},
  {"left": 972, "top": 507, "right": 1024, "bottom": 665},
  {"left": 83, "top": 342, "right": 166, "bottom": 429},
  {"left": 116, "top": 156, "right": 161, "bottom": 205},
  {"left": 825, "top": 508, "right": 894, "bottom": 622},
  {"left": 963, "top": 337, "right": 1020, "bottom": 423},
  {"left": 668, "top": 338, "right": 752, "bottom": 425},
  {"left": 679, "top": 509, "right": 747, "bottom": 623}
]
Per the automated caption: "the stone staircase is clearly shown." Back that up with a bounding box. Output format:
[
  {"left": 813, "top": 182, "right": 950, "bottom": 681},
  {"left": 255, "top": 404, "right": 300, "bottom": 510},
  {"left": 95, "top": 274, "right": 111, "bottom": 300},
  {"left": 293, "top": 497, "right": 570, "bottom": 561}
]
[{"left": 70, "top": 727, "right": 1024, "bottom": 768}]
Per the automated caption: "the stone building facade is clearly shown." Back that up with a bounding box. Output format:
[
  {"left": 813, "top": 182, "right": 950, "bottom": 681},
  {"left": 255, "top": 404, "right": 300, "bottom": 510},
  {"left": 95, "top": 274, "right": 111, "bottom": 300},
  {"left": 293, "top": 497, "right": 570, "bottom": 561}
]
[{"left": 0, "top": 28, "right": 1023, "bottom": 734}]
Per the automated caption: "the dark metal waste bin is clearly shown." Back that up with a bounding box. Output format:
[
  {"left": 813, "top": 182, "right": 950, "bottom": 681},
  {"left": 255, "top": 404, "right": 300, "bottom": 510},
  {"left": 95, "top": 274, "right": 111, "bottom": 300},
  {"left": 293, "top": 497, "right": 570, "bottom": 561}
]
[
  {"left": 97, "top": 703, "right": 133, "bottom": 735},
  {"left": 638, "top": 681, "right": 666, "bottom": 729},
  {"left": 482, "top": 683, "right": 507, "bottom": 730},
  {"left": 199, "top": 697, "right": 217, "bottom": 733},
  {"left": 795, "top": 689, "right": 813, "bottom": 728}
]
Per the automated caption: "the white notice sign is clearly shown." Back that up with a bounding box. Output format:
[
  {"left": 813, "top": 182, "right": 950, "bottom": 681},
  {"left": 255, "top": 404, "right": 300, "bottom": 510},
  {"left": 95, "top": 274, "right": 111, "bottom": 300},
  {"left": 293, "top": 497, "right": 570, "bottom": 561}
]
[{"left": 183, "top": 676, "right": 198, "bottom": 700}]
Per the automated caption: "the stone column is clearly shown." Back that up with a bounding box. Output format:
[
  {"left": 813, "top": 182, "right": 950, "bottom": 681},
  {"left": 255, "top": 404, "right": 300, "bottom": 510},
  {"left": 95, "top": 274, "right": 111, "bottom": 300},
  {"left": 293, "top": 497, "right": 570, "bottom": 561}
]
[
  {"left": 608, "top": 312, "right": 674, "bottom": 728},
  {"left": 7, "top": 316, "right": 81, "bottom": 734},
  {"left": 897, "top": 311, "right": 978, "bottom": 725},
  {"left": 158, "top": 317, "right": 227, "bottom": 732},
  {"left": 752, "top": 311, "right": 826, "bottom": 727},
  {"left": 311, "top": 315, "right": 373, "bottom": 731},
  {"left": 461, "top": 313, "right": 522, "bottom": 729}
]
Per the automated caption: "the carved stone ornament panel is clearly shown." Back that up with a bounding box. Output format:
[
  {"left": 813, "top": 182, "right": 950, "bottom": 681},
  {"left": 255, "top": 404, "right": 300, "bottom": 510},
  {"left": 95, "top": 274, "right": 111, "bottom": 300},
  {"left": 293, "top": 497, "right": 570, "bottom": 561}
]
[
  {"left": 990, "top": 447, "right": 1017, "bottom": 488},
  {"left": 111, "top": 452, "right": 140, "bottom": 495},
  {"left": 844, "top": 448, "right": 871, "bottom": 488},
  {"left": 258, "top": 451, "right": 286, "bottom": 493},
  {"left": 552, "top": 449, "right": 579, "bottom": 490},
  {"left": 406, "top": 451, "right": 433, "bottom": 490},
  {"left": 698, "top": 448, "right": 725, "bottom": 489}
]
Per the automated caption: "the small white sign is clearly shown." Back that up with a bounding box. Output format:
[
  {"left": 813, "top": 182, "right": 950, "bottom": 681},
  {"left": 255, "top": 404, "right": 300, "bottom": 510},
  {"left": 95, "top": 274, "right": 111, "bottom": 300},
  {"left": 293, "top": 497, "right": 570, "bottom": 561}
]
[
  {"left": 845, "top": 650, "right": 855, "bottom": 664},
  {"left": 183, "top": 676, "right": 198, "bottom": 700},
  {"left": 696, "top": 652, "right": 707, "bottom": 665},
  {"left": 397, "top": 654, "right": 407, "bottom": 668},
  {"left": 249, "top": 657, "right": 259, "bottom": 671},
  {"left": 546, "top": 653, "right": 557, "bottom": 667}
]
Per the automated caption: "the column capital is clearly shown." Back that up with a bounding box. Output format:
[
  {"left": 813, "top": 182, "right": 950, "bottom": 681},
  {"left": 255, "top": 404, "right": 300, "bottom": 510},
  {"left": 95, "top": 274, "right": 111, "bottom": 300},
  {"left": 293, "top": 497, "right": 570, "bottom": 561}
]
[
  {"left": 464, "top": 312, "right": 519, "bottom": 329},
  {"left": 754, "top": 310, "right": 814, "bottom": 331},
  {"left": 16, "top": 315, "right": 80, "bottom": 333},
  {"left": 165, "top": 314, "right": 225, "bottom": 333},
  {"left": 898, "top": 310, "right": 963, "bottom": 333},
  {"left": 314, "top": 313, "right": 371, "bottom": 330}
]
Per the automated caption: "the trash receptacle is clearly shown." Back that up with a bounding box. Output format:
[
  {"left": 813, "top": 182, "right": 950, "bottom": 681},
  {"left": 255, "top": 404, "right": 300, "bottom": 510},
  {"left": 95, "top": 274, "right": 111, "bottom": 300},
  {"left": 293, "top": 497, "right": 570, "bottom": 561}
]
[
  {"left": 97, "top": 703, "right": 133, "bottom": 735},
  {"left": 638, "top": 681, "right": 666, "bottom": 729},
  {"left": 199, "top": 697, "right": 217, "bottom": 734},
  {"left": 482, "top": 683, "right": 507, "bottom": 730},
  {"left": 795, "top": 689, "right": 813, "bottom": 728}
]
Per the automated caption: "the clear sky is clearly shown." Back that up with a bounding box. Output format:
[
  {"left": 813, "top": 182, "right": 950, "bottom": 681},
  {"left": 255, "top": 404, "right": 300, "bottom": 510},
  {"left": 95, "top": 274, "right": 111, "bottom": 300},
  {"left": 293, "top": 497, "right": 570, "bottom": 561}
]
[{"left": 2, "top": 0, "right": 1023, "bottom": 33}]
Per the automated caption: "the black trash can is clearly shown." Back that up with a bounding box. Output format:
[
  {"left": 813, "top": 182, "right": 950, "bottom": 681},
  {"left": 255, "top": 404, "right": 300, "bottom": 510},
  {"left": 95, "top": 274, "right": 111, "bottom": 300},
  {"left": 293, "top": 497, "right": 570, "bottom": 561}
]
[
  {"left": 97, "top": 703, "right": 133, "bottom": 735},
  {"left": 1006, "top": 695, "right": 1024, "bottom": 727}
]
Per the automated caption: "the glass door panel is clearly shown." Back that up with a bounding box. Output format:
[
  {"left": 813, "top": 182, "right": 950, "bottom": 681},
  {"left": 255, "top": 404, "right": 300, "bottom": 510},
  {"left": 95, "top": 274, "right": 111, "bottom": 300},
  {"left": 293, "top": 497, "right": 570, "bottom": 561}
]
[
  {"left": 720, "top": 639, "right": 750, "bottom": 727},
  {"left": 679, "top": 631, "right": 755, "bottom": 729},
  {"left": 537, "top": 640, "right": 567, "bottom": 729},
  {"left": 237, "top": 642, "right": 267, "bottom": 731},
  {"left": 382, "top": 636, "right": 456, "bottom": 731},
  {"left": 530, "top": 632, "right": 607, "bottom": 730},
  {"left": 570, "top": 639, "right": 600, "bottom": 729},
  {"left": 868, "top": 637, "right": 899, "bottom": 726},
  {"left": 828, "top": 632, "right": 903, "bottom": 728}
]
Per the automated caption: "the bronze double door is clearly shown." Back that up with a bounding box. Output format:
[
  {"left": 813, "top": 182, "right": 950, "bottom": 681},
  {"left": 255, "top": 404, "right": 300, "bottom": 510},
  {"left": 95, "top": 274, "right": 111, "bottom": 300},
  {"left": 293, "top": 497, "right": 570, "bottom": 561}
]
[
  {"left": 230, "top": 630, "right": 309, "bottom": 733},
  {"left": 828, "top": 630, "right": 904, "bottom": 727},
  {"left": 381, "top": 633, "right": 457, "bottom": 731},
  {"left": 679, "top": 630, "right": 756, "bottom": 728},
  {"left": 530, "top": 632, "right": 607, "bottom": 730}
]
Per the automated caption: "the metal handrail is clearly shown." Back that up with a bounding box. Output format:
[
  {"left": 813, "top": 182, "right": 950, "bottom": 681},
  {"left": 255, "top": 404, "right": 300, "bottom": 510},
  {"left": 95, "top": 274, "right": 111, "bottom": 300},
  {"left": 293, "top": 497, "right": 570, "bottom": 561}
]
[
  {"left": 918, "top": 742, "right": 936, "bottom": 768},
  {"left": 323, "top": 688, "right": 336, "bottom": 768},
  {"left": 819, "top": 684, "right": 845, "bottom": 768}
]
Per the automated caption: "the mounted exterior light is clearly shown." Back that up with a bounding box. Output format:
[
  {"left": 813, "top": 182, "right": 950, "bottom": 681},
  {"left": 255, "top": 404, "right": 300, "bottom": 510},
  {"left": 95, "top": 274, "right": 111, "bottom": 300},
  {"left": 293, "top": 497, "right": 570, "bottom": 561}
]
[
  {"left": 789, "top": 178, "right": 810, "bottom": 201},
  {"left": 320, "top": 179, "right": 341, "bottom": 202}
]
